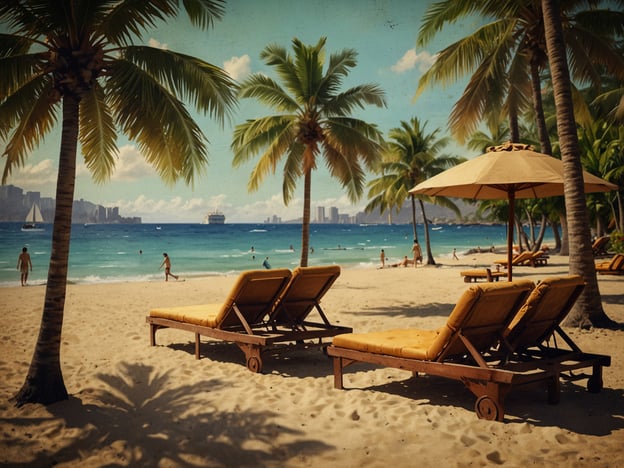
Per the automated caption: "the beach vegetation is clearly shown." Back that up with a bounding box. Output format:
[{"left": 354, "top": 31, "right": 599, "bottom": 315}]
[
  {"left": 541, "top": 0, "right": 620, "bottom": 327},
  {"left": 365, "top": 117, "right": 464, "bottom": 265},
  {"left": 418, "top": 0, "right": 624, "bottom": 327},
  {"left": 231, "top": 37, "right": 386, "bottom": 266},
  {"left": 0, "top": 0, "right": 237, "bottom": 406}
]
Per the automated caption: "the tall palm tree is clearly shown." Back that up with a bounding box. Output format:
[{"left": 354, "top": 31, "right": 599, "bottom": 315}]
[
  {"left": 417, "top": 0, "right": 624, "bottom": 154},
  {"left": 365, "top": 118, "right": 463, "bottom": 264},
  {"left": 541, "top": 0, "right": 613, "bottom": 327},
  {"left": 231, "top": 37, "right": 386, "bottom": 266},
  {"left": 0, "top": 0, "right": 237, "bottom": 406}
]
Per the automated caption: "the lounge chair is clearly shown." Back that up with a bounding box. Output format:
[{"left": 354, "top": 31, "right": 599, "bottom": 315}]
[
  {"left": 591, "top": 236, "right": 610, "bottom": 256},
  {"left": 148, "top": 266, "right": 351, "bottom": 373},
  {"left": 494, "top": 251, "right": 534, "bottom": 267},
  {"left": 595, "top": 254, "right": 624, "bottom": 275},
  {"left": 148, "top": 268, "right": 292, "bottom": 371},
  {"left": 326, "top": 280, "right": 555, "bottom": 421},
  {"left": 500, "top": 275, "right": 611, "bottom": 397},
  {"left": 460, "top": 268, "right": 506, "bottom": 282},
  {"left": 523, "top": 250, "right": 549, "bottom": 267}
]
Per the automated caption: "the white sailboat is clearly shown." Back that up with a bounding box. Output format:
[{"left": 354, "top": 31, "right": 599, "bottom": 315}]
[{"left": 22, "top": 203, "right": 45, "bottom": 231}]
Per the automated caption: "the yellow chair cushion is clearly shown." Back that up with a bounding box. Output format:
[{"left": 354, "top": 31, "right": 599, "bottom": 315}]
[{"left": 150, "top": 303, "right": 223, "bottom": 327}]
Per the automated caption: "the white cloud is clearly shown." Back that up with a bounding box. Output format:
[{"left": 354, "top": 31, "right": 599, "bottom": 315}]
[
  {"left": 110, "top": 145, "right": 158, "bottom": 182},
  {"left": 391, "top": 49, "right": 437, "bottom": 74},
  {"left": 148, "top": 38, "right": 168, "bottom": 50},
  {"left": 223, "top": 55, "right": 251, "bottom": 81},
  {"left": 6, "top": 160, "right": 57, "bottom": 195}
]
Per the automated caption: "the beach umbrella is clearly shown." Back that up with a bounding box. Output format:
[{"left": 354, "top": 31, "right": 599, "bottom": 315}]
[{"left": 409, "top": 142, "right": 618, "bottom": 280}]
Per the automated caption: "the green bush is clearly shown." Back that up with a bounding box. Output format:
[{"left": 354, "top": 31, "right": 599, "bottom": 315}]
[{"left": 609, "top": 230, "right": 624, "bottom": 253}]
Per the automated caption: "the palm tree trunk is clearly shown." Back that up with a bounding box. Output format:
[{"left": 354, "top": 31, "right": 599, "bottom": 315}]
[
  {"left": 300, "top": 169, "right": 311, "bottom": 267},
  {"left": 550, "top": 218, "right": 562, "bottom": 251},
  {"left": 509, "top": 106, "right": 520, "bottom": 143},
  {"left": 529, "top": 57, "right": 553, "bottom": 155},
  {"left": 410, "top": 195, "right": 418, "bottom": 242},
  {"left": 14, "top": 94, "right": 80, "bottom": 406},
  {"left": 418, "top": 199, "right": 435, "bottom": 265},
  {"left": 542, "top": 0, "right": 612, "bottom": 327}
]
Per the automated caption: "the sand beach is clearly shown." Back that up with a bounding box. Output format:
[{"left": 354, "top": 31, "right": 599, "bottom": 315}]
[{"left": 1, "top": 252, "right": 623, "bottom": 467}]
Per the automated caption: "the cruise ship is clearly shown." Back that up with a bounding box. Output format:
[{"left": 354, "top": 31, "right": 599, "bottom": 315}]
[{"left": 203, "top": 210, "right": 225, "bottom": 224}]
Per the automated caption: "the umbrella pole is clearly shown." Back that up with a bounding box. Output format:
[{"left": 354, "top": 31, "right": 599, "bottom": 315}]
[{"left": 507, "top": 191, "right": 515, "bottom": 281}]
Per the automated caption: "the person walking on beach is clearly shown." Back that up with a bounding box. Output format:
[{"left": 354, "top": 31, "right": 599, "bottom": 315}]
[
  {"left": 452, "top": 248, "right": 459, "bottom": 260},
  {"left": 17, "top": 247, "right": 32, "bottom": 286},
  {"left": 411, "top": 240, "right": 422, "bottom": 267},
  {"left": 380, "top": 249, "right": 386, "bottom": 268},
  {"left": 159, "top": 253, "right": 179, "bottom": 281}
]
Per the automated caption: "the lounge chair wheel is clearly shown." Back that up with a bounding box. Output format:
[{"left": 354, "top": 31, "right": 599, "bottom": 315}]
[
  {"left": 475, "top": 396, "right": 500, "bottom": 421},
  {"left": 587, "top": 375, "right": 603, "bottom": 393},
  {"left": 246, "top": 356, "right": 263, "bottom": 373}
]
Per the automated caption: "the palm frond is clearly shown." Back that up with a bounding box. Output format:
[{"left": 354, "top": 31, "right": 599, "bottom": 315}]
[
  {"left": 324, "top": 84, "right": 387, "bottom": 116},
  {"left": 101, "top": 0, "right": 225, "bottom": 46},
  {"left": 1, "top": 76, "right": 58, "bottom": 183},
  {"left": 79, "top": 82, "right": 118, "bottom": 183},
  {"left": 124, "top": 45, "right": 237, "bottom": 126},
  {"left": 106, "top": 58, "right": 209, "bottom": 185},
  {"left": 238, "top": 74, "right": 299, "bottom": 112}
]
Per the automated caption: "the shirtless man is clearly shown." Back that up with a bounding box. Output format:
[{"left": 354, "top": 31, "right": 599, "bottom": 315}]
[
  {"left": 159, "top": 252, "right": 179, "bottom": 281},
  {"left": 17, "top": 247, "right": 32, "bottom": 286}
]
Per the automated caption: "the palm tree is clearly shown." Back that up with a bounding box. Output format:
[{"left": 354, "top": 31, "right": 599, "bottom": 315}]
[
  {"left": 541, "top": 0, "right": 613, "bottom": 327},
  {"left": 417, "top": 0, "right": 624, "bottom": 154},
  {"left": 365, "top": 118, "right": 463, "bottom": 264},
  {"left": 231, "top": 37, "right": 386, "bottom": 266},
  {"left": 1, "top": 0, "right": 237, "bottom": 406}
]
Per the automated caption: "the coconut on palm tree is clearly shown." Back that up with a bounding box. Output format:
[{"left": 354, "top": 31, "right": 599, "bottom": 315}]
[
  {"left": 365, "top": 118, "right": 464, "bottom": 265},
  {"left": 0, "top": 0, "right": 238, "bottom": 406},
  {"left": 231, "top": 37, "right": 386, "bottom": 266}
]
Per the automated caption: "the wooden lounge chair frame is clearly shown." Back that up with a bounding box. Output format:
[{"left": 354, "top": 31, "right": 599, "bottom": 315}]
[
  {"left": 592, "top": 235, "right": 610, "bottom": 256},
  {"left": 595, "top": 254, "right": 624, "bottom": 275},
  {"left": 499, "top": 276, "right": 611, "bottom": 396},
  {"left": 494, "top": 251, "right": 534, "bottom": 268},
  {"left": 147, "top": 266, "right": 351, "bottom": 373},
  {"left": 326, "top": 280, "right": 558, "bottom": 421},
  {"left": 460, "top": 268, "right": 507, "bottom": 283}
]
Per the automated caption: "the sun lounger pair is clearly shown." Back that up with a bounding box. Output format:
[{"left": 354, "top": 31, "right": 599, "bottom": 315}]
[
  {"left": 494, "top": 250, "right": 548, "bottom": 268},
  {"left": 147, "top": 266, "right": 351, "bottom": 373},
  {"left": 595, "top": 254, "right": 624, "bottom": 275},
  {"left": 326, "top": 276, "right": 610, "bottom": 421},
  {"left": 460, "top": 268, "right": 507, "bottom": 282}
]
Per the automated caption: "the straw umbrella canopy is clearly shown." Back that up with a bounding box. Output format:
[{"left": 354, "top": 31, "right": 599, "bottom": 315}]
[{"left": 409, "top": 142, "right": 617, "bottom": 280}]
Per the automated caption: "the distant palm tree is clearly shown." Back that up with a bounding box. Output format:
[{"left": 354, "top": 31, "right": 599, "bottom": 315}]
[
  {"left": 541, "top": 0, "right": 613, "bottom": 327},
  {"left": 366, "top": 118, "right": 463, "bottom": 264},
  {"left": 232, "top": 37, "right": 386, "bottom": 266},
  {"left": 0, "top": 0, "right": 237, "bottom": 406}
]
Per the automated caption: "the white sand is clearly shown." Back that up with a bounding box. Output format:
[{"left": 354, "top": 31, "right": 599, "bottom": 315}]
[{"left": 1, "top": 253, "right": 623, "bottom": 467}]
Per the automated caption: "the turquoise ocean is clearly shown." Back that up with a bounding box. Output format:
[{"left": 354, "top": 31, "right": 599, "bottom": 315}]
[{"left": 0, "top": 222, "right": 535, "bottom": 287}]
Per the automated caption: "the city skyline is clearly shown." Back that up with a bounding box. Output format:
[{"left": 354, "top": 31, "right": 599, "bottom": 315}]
[{"left": 2, "top": 1, "right": 481, "bottom": 223}]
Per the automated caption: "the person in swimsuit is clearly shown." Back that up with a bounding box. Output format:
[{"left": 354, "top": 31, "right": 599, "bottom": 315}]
[{"left": 159, "top": 253, "right": 179, "bottom": 281}]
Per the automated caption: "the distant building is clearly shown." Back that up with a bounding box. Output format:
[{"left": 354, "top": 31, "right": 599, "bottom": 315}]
[{"left": 0, "top": 184, "right": 141, "bottom": 224}]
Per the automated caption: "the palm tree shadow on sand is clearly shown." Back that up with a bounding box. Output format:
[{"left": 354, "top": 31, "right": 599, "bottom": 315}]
[{"left": 5, "top": 362, "right": 332, "bottom": 466}]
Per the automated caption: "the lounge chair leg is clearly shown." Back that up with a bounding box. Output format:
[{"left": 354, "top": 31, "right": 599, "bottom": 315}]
[
  {"left": 150, "top": 324, "right": 157, "bottom": 346},
  {"left": 547, "top": 376, "right": 561, "bottom": 404},
  {"left": 333, "top": 357, "right": 344, "bottom": 389},
  {"left": 195, "top": 333, "right": 200, "bottom": 359},
  {"left": 587, "top": 365, "right": 604, "bottom": 393}
]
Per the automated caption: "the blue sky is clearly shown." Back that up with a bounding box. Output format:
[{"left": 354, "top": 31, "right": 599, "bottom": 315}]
[{"left": 5, "top": 0, "right": 483, "bottom": 223}]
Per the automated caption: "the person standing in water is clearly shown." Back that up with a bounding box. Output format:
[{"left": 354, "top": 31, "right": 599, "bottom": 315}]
[{"left": 159, "top": 253, "right": 179, "bottom": 281}]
